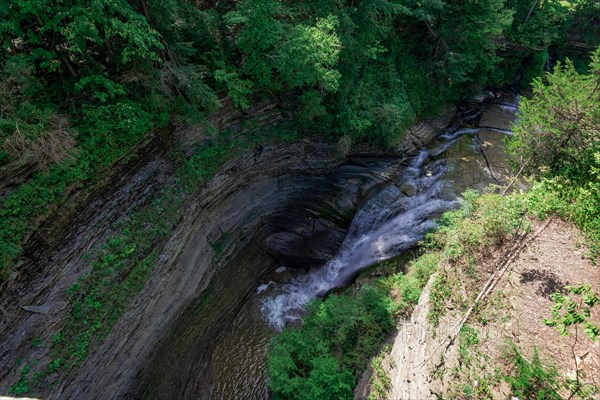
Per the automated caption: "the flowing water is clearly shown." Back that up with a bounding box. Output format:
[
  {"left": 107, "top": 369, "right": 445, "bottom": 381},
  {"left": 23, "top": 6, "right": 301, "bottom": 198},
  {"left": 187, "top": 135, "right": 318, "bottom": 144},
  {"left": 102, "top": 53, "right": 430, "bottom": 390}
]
[
  {"left": 261, "top": 148, "right": 459, "bottom": 330},
  {"left": 209, "top": 94, "right": 518, "bottom": 399}
]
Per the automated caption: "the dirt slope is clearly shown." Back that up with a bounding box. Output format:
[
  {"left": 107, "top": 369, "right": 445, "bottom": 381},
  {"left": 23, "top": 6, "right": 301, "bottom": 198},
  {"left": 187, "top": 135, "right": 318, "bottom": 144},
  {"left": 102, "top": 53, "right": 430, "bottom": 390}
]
[{"left": 386, "top": 219, "right": 600, "bottom": 399}]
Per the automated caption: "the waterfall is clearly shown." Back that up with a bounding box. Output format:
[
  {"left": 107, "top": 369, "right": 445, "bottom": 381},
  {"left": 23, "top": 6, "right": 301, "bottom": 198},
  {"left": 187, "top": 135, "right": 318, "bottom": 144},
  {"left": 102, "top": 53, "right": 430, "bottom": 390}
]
[
  {"left": 260, "top": 93, "right": 522, "bottom": 330},
  {"left": 261, "top": 133, "right": 466, "bottom": 330}
]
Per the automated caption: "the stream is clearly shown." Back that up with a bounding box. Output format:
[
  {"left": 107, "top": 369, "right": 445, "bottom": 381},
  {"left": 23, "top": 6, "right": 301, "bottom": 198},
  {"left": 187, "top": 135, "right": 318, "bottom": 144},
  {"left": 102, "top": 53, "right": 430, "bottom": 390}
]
[{"left": 204, "top": 93, "right": 519, "bottom": 399}]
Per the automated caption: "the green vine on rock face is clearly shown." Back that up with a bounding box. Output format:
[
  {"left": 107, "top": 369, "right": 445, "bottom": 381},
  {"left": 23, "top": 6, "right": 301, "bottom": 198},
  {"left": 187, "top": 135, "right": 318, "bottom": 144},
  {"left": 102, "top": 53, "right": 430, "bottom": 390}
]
[{"left": 544, "top": 284, "right": 600, "bottom": 342}]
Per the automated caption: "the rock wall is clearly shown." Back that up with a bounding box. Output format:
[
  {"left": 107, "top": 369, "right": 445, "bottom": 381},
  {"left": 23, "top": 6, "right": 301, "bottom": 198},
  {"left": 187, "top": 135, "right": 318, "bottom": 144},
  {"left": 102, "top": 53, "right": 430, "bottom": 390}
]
[
  {"left": 0, "top": 105, "right": 453, "bottom": 398},
  {"left": 47, "top": 140, "right": 406, "bottom": 398}
]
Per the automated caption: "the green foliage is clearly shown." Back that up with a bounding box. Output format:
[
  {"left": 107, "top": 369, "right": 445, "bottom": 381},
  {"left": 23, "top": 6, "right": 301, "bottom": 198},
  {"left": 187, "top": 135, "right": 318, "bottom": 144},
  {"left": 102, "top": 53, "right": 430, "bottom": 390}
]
[
  {"left": 521, "top": 50, "right": 549, "bottom": 89},
  {"left": 215, "top": 69, "right": 253, "bottom": 109},
  {"left": 508, "top": 49, "right": 600, "bottom": 256},
  {"left": 427, "top": 190, "right": 529, "bottom": 325},
  {"left": 0, "top": 96, "right": 166, "bottom": 281},
  {"left": 504, "top": 345, "right": 561, "bottom": 400},
  {"left": 76, "top": 100, "right": 164, "bottom": 168},
  {"left": 156, "top": 64, "right": 220, "bottom": 120},
  {"left": 496, "top": 0, "right": 571, "bottom": 86},
  {"left": 525, "top": 172, "right": 600, "bottom": 257},
  {"left": 383, "top": 252, "right": 439, "bottom": 318},
  {"left": 447, "top": 323, "right": 503, "bottom": 398},
  {"left": 367, "top": 344, "right": 392, "bottom": 400},
  {"left": 507, "top": 48, "right": 600, "bottom": 179},
  {"left": 177, "top": 141, "right": 236, "bottom": 190},
  {"left": 437, "top": 0, "right": 513, "bottom": 89},
  {"left": 544, "top": 285, "right": 600, "bottom": 342},
  {"left": 0, "top": 0, "right": 203, "bottom": 283},
  {"left": 506, "top": 0, "right": 570, "bottom": 51},
  {"left": 0, "top": 56, "right": 67, "bottom": 166},
  {"left": 0, "top": 0, "right": 162, "bottom": 78},
  {"left": 433, "top": 190, "right": 526, "bottom": 264},
  {"left": 8, "top": 365, "right": 31, "bottom": 395},
  {"left": 429, "top": 271, "right": 454, "bottom": 327},
  {"left": 568, "top": 1, "right": 600, "bottom": 54},
  {"left": 0, "top": 161, "right": 79, "bottom": 280},
  {"left": 458, "top": 325, "right": 480, "bottom": 365},
  {"left": 276, "top": 16, "right": 341, "bottom": 92},
  {"left": 75, "top": 75, "right": 127, "bottom": 103},
  {"left": 267, "top": 284, "right": 392, "bottom": 400},
  {"left": 227, "top": 0, "right": 284, "bottom": 88}
]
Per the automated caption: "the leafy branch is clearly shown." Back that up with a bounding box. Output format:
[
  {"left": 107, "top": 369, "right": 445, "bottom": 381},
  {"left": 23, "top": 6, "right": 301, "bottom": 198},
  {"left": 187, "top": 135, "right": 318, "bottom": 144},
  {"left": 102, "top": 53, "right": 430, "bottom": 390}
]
[
  {"left": 544, "top": 284, "right": 599, "bottom": 342},
  {"left": 544, "top": 284, "right": 599, "bottom": 398}
]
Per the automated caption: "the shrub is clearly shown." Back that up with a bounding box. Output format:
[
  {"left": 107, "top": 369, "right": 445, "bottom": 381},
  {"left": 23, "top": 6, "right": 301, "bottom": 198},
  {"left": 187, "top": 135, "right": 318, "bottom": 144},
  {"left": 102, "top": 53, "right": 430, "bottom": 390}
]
[
  {"left": 267, "top": 284, "right": 393, "bottom": 400},
  {"left": 433, "top": 190, "right": 526, "bottom": 264},
  {"left": 268, "top": 250, "right": 441, "bottom": 399}
]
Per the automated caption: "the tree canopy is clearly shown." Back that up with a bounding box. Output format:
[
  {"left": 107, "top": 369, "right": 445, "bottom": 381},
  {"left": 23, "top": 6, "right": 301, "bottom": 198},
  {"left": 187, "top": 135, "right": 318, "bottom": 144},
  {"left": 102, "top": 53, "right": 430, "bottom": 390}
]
[
  {"left": 1, "top": 0, "right": 599, "bottom": 300},
  {"left": 508, "top": 47, "right": 600, "bottom": 179}
]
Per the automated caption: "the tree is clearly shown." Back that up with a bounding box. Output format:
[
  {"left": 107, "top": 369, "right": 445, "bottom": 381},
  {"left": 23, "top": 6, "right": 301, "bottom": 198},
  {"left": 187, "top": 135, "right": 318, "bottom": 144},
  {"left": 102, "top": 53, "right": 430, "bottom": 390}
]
[
  {"left": 436, "top": 0, "right": 514, "bottom": 89},
  {"left": 0, "top": 0, "right": 163, "bottom": 80},
  {"left": 226, "top": 0, "right": 284, "bottom": 89},
  {"left": 276, "top": 15, "right": 341, "bottom": 92},
  {"left": 507, "top": 47, "right": 600, "bottom": 180}
]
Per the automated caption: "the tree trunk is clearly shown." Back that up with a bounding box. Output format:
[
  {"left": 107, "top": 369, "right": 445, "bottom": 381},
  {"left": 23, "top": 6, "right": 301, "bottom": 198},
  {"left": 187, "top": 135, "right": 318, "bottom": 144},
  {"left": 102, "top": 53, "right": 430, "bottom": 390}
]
[{"left": 525, "top": 0, "right": 538, "bottom": 23}]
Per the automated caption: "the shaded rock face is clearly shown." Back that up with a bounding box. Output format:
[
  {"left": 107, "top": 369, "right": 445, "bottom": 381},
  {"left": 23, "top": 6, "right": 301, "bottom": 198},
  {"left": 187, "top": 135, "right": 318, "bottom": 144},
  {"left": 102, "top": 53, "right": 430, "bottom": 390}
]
[
  {"left": 35, "top": 142, "right": 405, "bottom": 400},
  {"left": 397, "top": 107, "right": 456, "bottom": 155},
  {"left": 0, "top": 135, "right": 176, "bottom": 398},
  {"left": 126, "top": 155, "right": 405, "bottom": 400},
  {"left": 262, "top": 158, "right": 405, "bottom": 267},
  {"left": 0, "top": 101, "right": 450, "bottom": 399}
]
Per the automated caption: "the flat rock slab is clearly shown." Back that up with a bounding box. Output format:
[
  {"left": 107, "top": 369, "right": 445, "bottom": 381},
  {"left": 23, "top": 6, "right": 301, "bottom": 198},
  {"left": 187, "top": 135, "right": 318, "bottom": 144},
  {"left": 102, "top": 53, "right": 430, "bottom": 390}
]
[
  {"left": 1, "top": 397, "right": 41, "bottom": 400},
  {"left": 22, "top": 305, "right": 51, "bottom": 315},
  {"left": 1, "top": 397, "right": 42, "bottom": 400}
]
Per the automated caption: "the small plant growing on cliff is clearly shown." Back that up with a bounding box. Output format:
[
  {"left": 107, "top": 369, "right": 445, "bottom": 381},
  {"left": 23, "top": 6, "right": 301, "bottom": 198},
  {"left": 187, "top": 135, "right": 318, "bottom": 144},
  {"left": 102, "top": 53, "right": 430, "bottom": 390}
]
[
  {"left": 544, "top": 284, "right": 599, "bottom": 342},
  {"left": 8, "top": 365, "right": 31, "bottom": 395},
  {"left": 544, "top": 284, "right": 599, "bottom": 396},
  {"left": 504, "top": 344, "right": 561, "bottom": 400}
]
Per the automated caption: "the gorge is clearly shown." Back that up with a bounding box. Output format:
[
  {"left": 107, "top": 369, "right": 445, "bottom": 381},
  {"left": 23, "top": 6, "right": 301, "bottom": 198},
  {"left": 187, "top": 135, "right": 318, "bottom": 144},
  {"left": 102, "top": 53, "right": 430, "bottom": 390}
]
[{"left": 5, "top": 93, "right": 519, "bottom": 399}]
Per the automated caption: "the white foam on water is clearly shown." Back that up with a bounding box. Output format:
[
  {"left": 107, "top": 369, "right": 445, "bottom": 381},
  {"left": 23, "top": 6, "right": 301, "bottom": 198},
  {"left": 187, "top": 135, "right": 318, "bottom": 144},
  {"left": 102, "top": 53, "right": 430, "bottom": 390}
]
[
  {"left": 261, "top": 136, "right": 465, "bottom": 330},
  {"left": 484, "top": 127, "right": 513, "bottom": 135},
  {"left": 256, "top": 283, "right": 271, "bottom": 294},
  {"left": 498, "top": 97, "right": 520, "bottom": 114},
  {"left": 439, "top": 128, "right": 479, "bottom": 141}
]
